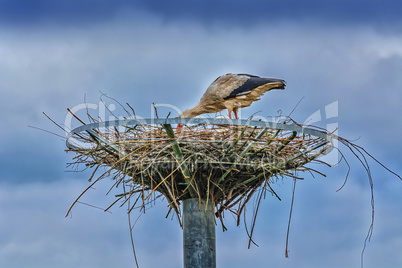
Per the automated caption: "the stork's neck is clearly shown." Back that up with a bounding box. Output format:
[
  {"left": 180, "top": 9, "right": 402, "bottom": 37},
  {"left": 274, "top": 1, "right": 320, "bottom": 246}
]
[{"left": 179, "top": 103, "right": 206, "bottom": 118}]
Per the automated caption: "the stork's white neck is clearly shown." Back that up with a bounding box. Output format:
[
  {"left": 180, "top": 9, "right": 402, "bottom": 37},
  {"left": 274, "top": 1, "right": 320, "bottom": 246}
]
[{"left": 178, "top": 104, "right": 206, "bottom": 118}]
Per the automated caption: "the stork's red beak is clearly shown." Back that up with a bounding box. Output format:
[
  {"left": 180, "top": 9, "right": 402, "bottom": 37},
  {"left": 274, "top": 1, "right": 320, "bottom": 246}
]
[{"left": 176, "top": 124, "right": 182, "bottom": 133}]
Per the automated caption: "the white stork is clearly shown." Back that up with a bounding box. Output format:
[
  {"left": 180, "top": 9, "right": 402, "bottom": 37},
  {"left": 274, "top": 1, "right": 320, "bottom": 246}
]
[{"left": 178, "top": 73, "right": 286, "bottom": 120}]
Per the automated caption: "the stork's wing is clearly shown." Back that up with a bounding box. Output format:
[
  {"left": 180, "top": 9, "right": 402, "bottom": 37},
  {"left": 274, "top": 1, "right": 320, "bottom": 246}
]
[{"left": 223, "top": 75, "right": 286, "bottom": 100}]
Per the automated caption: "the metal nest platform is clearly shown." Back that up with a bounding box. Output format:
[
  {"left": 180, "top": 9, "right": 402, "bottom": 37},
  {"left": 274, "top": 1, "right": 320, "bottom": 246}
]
[{"left": 66, "top": 117, "right": 334, "bottom": 225}]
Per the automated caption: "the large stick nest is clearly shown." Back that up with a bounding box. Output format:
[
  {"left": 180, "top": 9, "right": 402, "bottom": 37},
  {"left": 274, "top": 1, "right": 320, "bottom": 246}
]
[{"left": 66, "top": 115, "right": 333, "bottom": 227}]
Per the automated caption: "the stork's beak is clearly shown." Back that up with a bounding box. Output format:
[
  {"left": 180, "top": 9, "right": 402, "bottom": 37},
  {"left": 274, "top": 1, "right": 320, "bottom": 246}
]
[{"left": 176, "top": 124, "right": 182, "bottom": 133}]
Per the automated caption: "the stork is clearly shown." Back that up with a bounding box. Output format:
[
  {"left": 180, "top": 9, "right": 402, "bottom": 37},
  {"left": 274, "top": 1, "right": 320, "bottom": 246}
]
[{"left": 178, "top": 73, "right": 286, "bottom": 120}]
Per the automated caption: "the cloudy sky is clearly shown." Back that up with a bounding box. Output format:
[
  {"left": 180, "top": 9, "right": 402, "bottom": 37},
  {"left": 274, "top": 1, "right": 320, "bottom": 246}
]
[{"left": 1, "top": 0, "right": 402, "bottom": 267}]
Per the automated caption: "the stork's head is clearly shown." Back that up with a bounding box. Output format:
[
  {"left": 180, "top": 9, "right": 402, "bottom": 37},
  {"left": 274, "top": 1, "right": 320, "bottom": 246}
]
[{"left": 176, "top": 109, "right": 196, "bottom": 131}]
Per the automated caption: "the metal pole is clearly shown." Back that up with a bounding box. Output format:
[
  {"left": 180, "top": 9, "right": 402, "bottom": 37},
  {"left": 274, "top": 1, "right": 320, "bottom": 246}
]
[{"left": 183, "top": 198, "right": 216, "bottom": 268}]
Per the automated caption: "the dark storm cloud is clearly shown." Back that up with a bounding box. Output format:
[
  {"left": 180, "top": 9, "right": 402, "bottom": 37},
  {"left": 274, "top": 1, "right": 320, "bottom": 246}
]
[
  {"left": 0, "top": 0, "right": 134, "bottom": 26},
  {"left": 138, "top": 0, "right": 402, "bottom": 27},
  {"left": 1, "top": 0, "right": 402, "bottom": 28}
]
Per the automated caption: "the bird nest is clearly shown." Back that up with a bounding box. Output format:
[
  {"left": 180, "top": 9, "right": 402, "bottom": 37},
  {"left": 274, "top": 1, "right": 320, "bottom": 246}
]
[{"left": 65, "top": 115, "right": 334, "bottom": 227}]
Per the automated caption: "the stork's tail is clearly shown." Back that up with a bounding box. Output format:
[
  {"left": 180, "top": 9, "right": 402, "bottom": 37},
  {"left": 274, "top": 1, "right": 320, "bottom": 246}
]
[{"left": 269, "top": 78, "right": 286, "bottom": 90}]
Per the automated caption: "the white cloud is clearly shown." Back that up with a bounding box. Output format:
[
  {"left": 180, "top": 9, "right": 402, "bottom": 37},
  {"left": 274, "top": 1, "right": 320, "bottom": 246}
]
[{"left": 366, "top": 34, "right": 402, "bottom": 59}]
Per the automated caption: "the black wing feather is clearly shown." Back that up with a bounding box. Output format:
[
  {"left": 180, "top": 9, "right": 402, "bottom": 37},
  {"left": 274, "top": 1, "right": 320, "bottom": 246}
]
[{"left": 224, "top": 75, "right": 285, "bottom": 100}]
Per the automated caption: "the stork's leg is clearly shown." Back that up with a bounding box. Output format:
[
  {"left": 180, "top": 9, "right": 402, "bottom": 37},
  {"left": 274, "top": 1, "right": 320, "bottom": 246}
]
[
  {"left": 234, "top": 110, "right": 239, "bottom": 119},
  {"left": 227, "top": 108, "right": 233, "bottom": 119},
  {"left": 233, "top": 107, "right": 239, "bottom": 119}
]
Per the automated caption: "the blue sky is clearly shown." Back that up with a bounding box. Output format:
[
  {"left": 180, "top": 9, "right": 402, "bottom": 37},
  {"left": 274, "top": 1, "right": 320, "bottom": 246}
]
[{"left": 1, "top": 1, "right": 402, "bottom": 267}]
